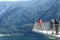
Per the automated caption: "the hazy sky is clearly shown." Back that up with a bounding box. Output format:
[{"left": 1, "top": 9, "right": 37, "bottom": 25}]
[{"left": 0, "top": 0, "right": 29, "bottom": 1}]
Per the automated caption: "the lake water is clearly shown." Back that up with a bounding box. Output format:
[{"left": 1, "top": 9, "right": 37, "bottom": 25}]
[{"left": 0, "top": 32, "right": 48, "bottom": 40}]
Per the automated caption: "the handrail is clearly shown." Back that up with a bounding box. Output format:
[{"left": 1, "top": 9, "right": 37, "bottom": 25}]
[{"left": 33, "top": 22, "right": 60, "bottom": 34}]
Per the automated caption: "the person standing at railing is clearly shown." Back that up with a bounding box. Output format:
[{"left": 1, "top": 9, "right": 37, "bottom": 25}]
[
  {"left": 50, "top": 19, "right": 55, "bottom": 34},
  {"left": 54, "top": 19, "right": 59, "bottom": 35},
  {"left": 37, "top": 18, "right": 43, "bottom": 31}
]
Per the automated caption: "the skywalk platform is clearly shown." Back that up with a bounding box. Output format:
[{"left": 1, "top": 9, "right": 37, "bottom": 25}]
[{"left": 32, "top": 22, "right": 60, "bottom": 38}]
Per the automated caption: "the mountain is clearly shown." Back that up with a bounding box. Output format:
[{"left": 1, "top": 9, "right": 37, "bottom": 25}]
[{"left": 0, "top": 0, "right": 60, "bottom": 34}]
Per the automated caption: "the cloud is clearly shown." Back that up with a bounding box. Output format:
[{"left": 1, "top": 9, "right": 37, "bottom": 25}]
[
  {"left": 0, "top": 0, "right": 18, "bottom": 1},
  {"left": 0, "top": 0, "right": 29, "bottom": 1}
]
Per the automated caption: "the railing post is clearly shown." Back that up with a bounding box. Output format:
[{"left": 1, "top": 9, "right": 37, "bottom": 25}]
[{"left": 47, "top": 23, "right": 48, "bottom": 34}]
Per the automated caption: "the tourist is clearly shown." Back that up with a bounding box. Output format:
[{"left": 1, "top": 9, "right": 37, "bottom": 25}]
[
  {"left": 54, "top": 19, "right": 59, "bottom": 35},
  {"left": 50, "top": 19, "right": 55, "bottom": 34},
  {"left": 37, "top": 18, "right": 43, "bottom": 31}
]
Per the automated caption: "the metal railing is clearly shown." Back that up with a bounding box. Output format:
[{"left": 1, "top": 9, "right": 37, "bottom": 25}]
[{"left": 33, "top": 22, "right": 60, "bottom": 34}]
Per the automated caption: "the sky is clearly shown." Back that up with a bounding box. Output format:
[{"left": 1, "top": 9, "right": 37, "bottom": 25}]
[{"left": 0, "top": 0, "right": 29, "bottom": 1}]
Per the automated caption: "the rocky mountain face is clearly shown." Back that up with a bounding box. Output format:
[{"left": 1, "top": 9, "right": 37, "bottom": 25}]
[{"left": 0, "top": 0, "right": 60, "bottom": 34}]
